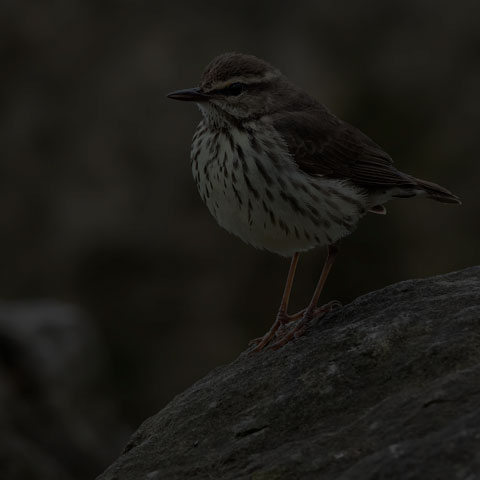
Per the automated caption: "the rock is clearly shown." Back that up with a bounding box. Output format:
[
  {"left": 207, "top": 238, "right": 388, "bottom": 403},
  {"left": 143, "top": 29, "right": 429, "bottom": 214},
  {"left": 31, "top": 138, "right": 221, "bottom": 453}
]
[
  {"left": 97, "top": 267, "right": 480, "bottom": 480},
  {"left": 0, "top": 301, "right": 129, "bottom": 480}
]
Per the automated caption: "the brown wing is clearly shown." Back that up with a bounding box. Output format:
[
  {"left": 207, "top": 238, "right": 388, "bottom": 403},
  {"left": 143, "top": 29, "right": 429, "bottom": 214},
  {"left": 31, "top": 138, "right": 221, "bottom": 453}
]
[{"left": 271, "top": 107, "right": 416, "bottom": 189}]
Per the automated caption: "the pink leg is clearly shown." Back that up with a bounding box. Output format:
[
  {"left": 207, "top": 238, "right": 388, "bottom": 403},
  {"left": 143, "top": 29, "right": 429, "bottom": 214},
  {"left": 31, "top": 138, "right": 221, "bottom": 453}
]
[
  {"left": 250, "top": 252, "right": 300, "bottom": 352},
  {"left": 269, "top": 243, "right": 340, "bottom": 350}
]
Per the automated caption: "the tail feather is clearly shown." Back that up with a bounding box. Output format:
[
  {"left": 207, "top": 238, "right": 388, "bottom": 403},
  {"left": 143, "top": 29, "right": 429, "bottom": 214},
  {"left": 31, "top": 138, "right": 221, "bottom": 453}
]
[{"left": 410, "top": 177, "right": 461, "bottom": 205}]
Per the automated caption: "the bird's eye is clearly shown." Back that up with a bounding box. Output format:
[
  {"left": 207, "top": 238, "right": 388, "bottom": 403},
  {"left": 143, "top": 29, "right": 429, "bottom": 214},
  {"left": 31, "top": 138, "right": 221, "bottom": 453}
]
[
  {"left": 211, "top": 82, "right": 247, "bottom": 97},
  {"left": 223, "top": 82, "right": 246, "bottom": 96},
  {"left": 227, "top": 82, "right": 245, "bottom": 95}
]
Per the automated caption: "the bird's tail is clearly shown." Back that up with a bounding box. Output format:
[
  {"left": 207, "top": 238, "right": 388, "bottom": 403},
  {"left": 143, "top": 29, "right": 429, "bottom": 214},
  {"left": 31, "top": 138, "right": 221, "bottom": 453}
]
[{"left": 410, "top": 177, "right": 461, "bottom": 205}]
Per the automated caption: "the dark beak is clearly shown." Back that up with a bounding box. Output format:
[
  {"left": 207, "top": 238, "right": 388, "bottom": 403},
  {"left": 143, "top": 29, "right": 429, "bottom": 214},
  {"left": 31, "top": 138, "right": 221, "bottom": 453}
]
[{"left": 166, "top": 87, "right": 209, "bottom": 102}]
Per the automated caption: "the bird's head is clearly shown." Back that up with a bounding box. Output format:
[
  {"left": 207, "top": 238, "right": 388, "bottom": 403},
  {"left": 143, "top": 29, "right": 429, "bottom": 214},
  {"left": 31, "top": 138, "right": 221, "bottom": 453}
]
[{"left": 167, "top": 53, "right": 294, "bottom": 127}]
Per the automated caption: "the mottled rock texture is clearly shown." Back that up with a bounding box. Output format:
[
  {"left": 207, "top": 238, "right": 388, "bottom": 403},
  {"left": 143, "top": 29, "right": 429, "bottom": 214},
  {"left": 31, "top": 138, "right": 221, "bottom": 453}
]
[{"left": 98, "top": 267, "right": 480, "bottom": 480}]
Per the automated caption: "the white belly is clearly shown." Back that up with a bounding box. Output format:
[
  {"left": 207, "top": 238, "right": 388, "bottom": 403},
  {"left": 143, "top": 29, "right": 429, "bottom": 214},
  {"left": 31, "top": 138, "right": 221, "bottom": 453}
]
[{"left": 191, "top": 121, "right": 367, "bottom": 257}]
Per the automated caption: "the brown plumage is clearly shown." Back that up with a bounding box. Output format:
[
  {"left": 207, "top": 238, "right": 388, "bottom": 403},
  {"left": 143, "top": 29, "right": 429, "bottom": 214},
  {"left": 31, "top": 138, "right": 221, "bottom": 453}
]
[
  {"left": 167, "top": 52, "right": 461, "bottom": 352},
  {"left": 272, "top": 107, "right": 459, "bottom": 204}
]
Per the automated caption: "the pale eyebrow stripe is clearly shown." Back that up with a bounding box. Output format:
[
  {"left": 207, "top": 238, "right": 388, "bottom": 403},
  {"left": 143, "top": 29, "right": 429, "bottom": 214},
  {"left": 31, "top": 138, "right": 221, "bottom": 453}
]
[{"left": 208, "top": 70, "right": 280, "bottom": 91}]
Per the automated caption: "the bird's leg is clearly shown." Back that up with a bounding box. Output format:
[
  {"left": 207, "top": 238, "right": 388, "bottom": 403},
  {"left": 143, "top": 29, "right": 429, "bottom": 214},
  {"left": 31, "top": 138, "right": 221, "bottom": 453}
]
[
  {"left": 269, "top": 243, "right": 340, "bottom": 350},
  {"left": 249, "top": 252, "right": 300, "bottom": 352}
]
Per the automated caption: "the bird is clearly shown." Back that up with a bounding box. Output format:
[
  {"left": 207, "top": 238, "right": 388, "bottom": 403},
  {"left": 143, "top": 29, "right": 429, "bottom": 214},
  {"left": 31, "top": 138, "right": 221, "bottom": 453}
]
[{"left": 167, "top": 52, "right": 460, "bottom": 352}]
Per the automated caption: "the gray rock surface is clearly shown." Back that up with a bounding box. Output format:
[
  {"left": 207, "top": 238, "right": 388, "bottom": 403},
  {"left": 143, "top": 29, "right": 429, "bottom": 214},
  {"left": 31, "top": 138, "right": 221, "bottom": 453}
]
[{"left": 98, "top": 267, "right": 480, "bottom": 480}]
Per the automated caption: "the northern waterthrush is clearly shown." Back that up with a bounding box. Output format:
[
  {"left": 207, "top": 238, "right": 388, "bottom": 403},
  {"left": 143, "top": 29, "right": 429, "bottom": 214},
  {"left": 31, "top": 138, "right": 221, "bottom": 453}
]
[{"left": 167, "top": 53, "right": 460, "bottom": 352}]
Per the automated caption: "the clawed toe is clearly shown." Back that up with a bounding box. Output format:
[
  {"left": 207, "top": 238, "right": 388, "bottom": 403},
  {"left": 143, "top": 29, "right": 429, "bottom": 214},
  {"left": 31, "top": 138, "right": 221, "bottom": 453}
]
[
  {"left": 313, "top": 300, "right": 342, "bottom": 318},
  {"left": 265, "top": 300, "right": 342, "bottom": 351},
  {"left": 248, "top": 309, "right": 310, "bottom": 353},
  {"left": 248, "top": 300, "right": 342, "bottom": 352}
]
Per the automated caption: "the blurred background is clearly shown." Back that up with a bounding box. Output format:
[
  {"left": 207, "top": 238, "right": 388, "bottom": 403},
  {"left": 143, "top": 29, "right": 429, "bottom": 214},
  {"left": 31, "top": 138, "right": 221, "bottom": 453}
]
[{"left": 1, "top": 0, "right": 479, "bottom": 478}]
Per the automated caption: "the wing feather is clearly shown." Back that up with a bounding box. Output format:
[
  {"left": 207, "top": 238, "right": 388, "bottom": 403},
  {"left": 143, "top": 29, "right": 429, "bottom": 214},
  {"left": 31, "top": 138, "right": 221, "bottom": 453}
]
[{"left": 271, "top": 108, "right": 415, "bottom": 189}]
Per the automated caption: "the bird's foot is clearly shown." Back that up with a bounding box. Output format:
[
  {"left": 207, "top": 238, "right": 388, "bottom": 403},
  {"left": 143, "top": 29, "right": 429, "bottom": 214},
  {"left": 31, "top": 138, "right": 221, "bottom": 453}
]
[
  {"left": 248, "top": 310, "right": 305, "bottom": 353},
  {"left": 268, "top": 300, "right": 342, "bottom": 350}
]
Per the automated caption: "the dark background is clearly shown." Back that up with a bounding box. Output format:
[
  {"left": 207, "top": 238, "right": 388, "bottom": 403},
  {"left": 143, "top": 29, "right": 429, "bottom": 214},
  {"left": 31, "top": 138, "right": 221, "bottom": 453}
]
[{"left": 1, "top": 1, "right": 479, "bottom": 478}]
